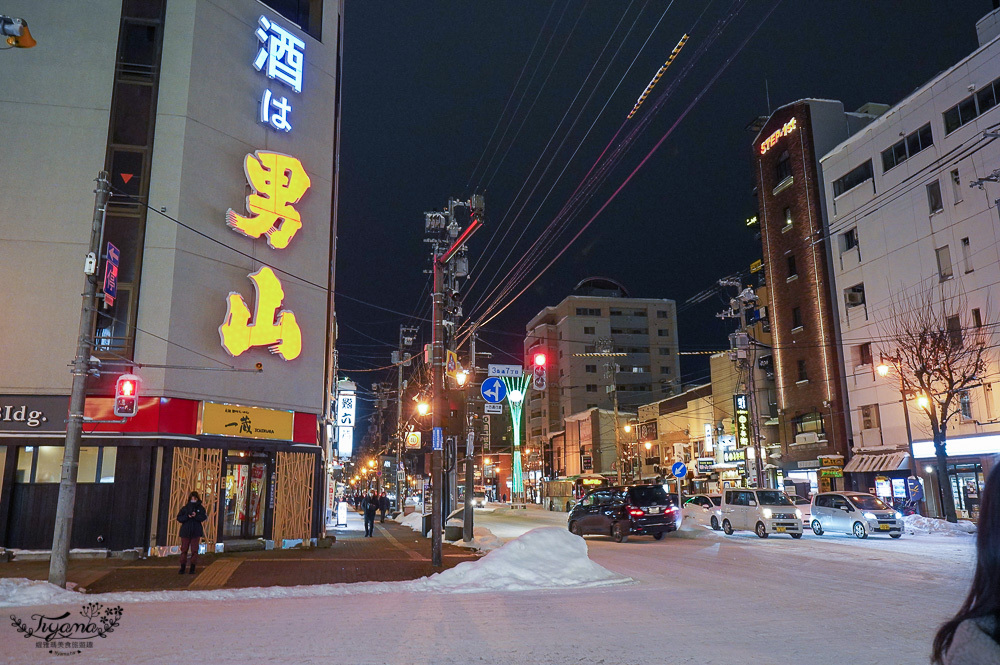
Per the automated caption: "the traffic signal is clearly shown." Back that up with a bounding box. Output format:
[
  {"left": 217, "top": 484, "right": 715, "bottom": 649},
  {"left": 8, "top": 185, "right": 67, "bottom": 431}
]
[
  {"left": 532, "top": 350, "right": 547, "bottom": 392},
  {"left": 114, "top": 373, "right": 140, "bottom": 417}
]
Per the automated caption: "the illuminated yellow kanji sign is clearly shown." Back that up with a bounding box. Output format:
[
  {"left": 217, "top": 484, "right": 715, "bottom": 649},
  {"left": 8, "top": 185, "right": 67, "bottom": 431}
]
[
  {"left": 219, "top": 266, "right": 302, "bottom": 361},
  {"left": 226, "top": 151, "right": 311, "bottom": 250}
]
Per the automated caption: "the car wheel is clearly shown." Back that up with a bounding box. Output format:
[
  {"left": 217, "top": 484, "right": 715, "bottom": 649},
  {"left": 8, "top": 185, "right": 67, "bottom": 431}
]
[
  {"left": 722, "top": 519, "right": 734, "bottom": 535},
  {"left": 790, "top": 532, "right": 802, "bottom": 539},
  {"left": 890, "top": 533, "right": 902, "bottom": 539},
  {"left": 811, "top": 520, "right": 824, "bottom": 536},
  {"left": 653, "top": 531, "right": 665, "bottom": 541},
  {"left": 853, "top": 522, "right": 868, "bottom": 539},
  {"left": 755, "top": 521, "right": 769, "bottom": 539},
  {"left": 612, "top": 522, "right": 628, "bottom": 543},
  {"left": 710, "top": 516, "right": 720, "bottom": 531},
  {"left": 569, "top": 521, "right": 583, "bottom": 537}
]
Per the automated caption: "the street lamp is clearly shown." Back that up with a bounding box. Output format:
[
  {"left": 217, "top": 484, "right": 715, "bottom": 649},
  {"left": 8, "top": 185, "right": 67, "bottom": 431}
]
[
  {"left": 642, "top": 441, "right": 652, "bottom": 483},
  {"left": 416, "top": 401, "right": 430, "bottom": 416},
  {"left": 876, "top": 353, "right": 923, "bottom": 514},
  {"left": 916, "top": 393, "right": 930, "bottom": 410}
]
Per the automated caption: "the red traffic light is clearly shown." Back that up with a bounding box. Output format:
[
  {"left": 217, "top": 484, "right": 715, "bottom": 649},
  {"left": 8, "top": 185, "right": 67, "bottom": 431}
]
[
  {"left": 533, "top": 352, "right": 547, "bottom": 367},
  {"left": 114, "top": 373, "right": 140, "bottom": 418},
  {"left": 120, "top": 379, "right": 135, "bottom": 396}
]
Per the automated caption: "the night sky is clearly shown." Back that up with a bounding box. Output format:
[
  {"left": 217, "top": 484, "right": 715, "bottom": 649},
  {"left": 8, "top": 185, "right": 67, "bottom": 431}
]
[{"left": 335, "top": 0, "right": 991, "bottom": 430}]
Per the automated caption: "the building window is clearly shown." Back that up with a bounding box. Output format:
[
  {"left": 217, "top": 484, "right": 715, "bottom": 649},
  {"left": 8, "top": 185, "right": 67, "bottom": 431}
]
[
  {"left": 927, "top": 181, "right": 944, "bottom": 214},
  {"left": 576, "top": 307, "right": 601, "bottom": 316},
  {"left": 786, "top": 254, "right": 797, "bottom": 279},
  {"left": 609, "top": 309, "right": 623, "bottom": 316},
  {"left": 951, "top": 169, "right": 963, "bottom": 204},
  {"left": 844, "top": 283, "right": 865, "bottom": 308},
  {"left": 797, "top": 359, "right": 808, "bottom": 382},
  {"left": 840, "top": 228, "right": 858, "bottom": 253},
  {"left": 775, "top": 150, "right": 792, "bottom": 183},
  {"left": 960, "top": 391, "right": 973, "bottom": 420},
  {"left": 783, "top": 207, "right": 793, "bottom": 228},
  {"left": 660, "top": 366, "right": 670, "bottom": 374},
  {"left": 944, "top": 75, "right": 1000, "bottom": 134},
  {"left": 947, "top": 315, "right": 963, "bottom": 348},
  {"left": 656, "top": 310, "right": 670, "bottom": 318},
  {"left": 962, "top": 237, "right": 973, "bottom": 273},
  {"left": 585, "top": 365, "right": 597, "bottom": 373},
  {"left": 585, "top": 384, "right": 598, "bottom": 393},
  {"left": 792, "top": 412, "right": 824, "bottom": 436},
  {"left": 16, "top": 446, "right": 116, "bottom": 484},
  {"left": 973, "top": 308, "right": 982, "bottom": 328},
  {"left": 633, "top": 310, "right": 647, "bottom": 317},
  {"left": 584, "top": 326, "right": 595, "bottom": 335},
  {"left": 657, "top": 329, "right": 670, "bottom": 337},
  {"left": 880, "top": 123, "right": 933, "bottom": 172},
  {"left": 860, "top": 404, "right": 880, "bottom": 430},
  {"left": 833, "top": 159, "right": 874, "bottom": 197},
  {"left": 857, "top": 342, "right": 873, "bottom": 367},
  {"left": 259, "top": 0, "right": 323, "bottom": 40},
  {"left": 658, "top": 348, "right": 671, "bottom": 355},
  {"left": 791, "top": 307, "right": 803, "bottom": 330},
  {"left": 936, "top": 245, "right": 953, "bottom": 280}
]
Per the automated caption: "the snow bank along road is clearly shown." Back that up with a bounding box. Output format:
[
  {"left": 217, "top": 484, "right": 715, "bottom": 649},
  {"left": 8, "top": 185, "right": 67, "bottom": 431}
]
[{"left": 1, "top": 508, "right": 973, "bottom": 665}]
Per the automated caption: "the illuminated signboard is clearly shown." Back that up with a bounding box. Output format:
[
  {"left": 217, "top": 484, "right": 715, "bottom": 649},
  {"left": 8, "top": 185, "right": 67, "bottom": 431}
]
[
  {"left": 733, "top": 393, "right": 751, "bottom": 449},
  {"left": 638, "top": 421, "right": 657, "bottom": 443},
  {"left": 759, "top": 117, "right": 797, "bottom": 155},
  {"left": 704, "top": 423, "right": 714, "bottom": 453},
  {"left": 336, "top": 390, "right": 356, "bottom": 458},
  {"left": 254, "top": 15, "right": 305, "bottom": 132},
  {"left": 220, "top": 151, "right": 310, "bottom": 361}
]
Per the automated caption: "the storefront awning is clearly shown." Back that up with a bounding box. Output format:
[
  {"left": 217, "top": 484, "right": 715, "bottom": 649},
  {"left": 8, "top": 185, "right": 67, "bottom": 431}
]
[{"left": 843, "top": 452, "right": 909, "bottom": 473}]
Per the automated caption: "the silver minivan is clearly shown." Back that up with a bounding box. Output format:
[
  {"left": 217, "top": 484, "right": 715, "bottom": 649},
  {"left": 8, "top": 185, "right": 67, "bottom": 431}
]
[
  {"left": 720, "top": 488, "right": 804, "bottom": 539},
  {"left": 810, "top": 492, "right": 903, "bottom": 539}
]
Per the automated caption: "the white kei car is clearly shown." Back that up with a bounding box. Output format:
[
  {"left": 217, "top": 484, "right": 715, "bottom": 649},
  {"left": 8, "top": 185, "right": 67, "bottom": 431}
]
[{"left": 682, "top": 494, "right": 723, "bottom": 530}]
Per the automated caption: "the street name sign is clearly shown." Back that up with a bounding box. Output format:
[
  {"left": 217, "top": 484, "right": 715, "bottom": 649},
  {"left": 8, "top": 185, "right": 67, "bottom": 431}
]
[
  {"left": 484, "top": 403, "right": 503, "bottom": 414},
  {"left": 488, "top": 364, "right": 522, "bottom": 378}
]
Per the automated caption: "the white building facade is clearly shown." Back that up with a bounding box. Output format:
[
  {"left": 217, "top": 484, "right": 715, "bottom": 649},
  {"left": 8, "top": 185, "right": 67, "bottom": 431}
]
[{"left": 821, "top": 10, "right": 1000, "bottom": 519}]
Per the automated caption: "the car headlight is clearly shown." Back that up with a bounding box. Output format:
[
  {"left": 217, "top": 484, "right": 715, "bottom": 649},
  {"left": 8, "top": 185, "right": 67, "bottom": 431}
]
[
  {"left": 863, "top": 512, "right": 877, "bottom": 520},
  {"left": 795, "top": 509, "right": 803, "bottom": 519},
  {"left": 762, "top": 508, "right": 772, "bottom": 519},
  {"left": 895, "top": 512, "right": 903, "bottom": 520}
]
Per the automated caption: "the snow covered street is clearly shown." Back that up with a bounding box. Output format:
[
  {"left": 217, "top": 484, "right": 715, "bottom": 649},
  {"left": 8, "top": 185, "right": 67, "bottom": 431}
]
[{"left": 1, "top": 507, "right": 975, "bottom": 665}]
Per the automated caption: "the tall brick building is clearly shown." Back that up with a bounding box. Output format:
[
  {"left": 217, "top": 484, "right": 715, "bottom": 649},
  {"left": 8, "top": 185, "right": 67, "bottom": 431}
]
[{"left": 752, "top": 100, "right": 884, "bottom": 492}]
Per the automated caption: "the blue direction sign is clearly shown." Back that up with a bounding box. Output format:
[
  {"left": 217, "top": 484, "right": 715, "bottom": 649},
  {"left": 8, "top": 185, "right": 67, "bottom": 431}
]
[
  {"left": 432, "top": 427, "right": 443, "bottom": 451},
  {"left": 671, "top": 461, "right": 688, "bottom": 479},
  {"left": 480, "top": 377, "right": 507, "bottom": 404}
]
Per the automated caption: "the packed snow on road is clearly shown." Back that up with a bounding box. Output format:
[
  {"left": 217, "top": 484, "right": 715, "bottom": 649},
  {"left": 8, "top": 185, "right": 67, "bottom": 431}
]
[{"left": 0, "top": 507, "right": 976, "bottom": 665}]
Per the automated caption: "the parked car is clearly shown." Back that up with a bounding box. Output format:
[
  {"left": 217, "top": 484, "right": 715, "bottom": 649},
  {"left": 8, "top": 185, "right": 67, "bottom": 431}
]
[
  {"left": 720, "top": 488, "right": 803, "bottom": 539},
  {"left": 810, "top": 492, "right": 903, "bottom": 539},
  {"left": 683, "top": 494, "right": 723, "bottom": 530},
  {"left": 568, "top": 485, "right": 680, "bottom": 543},
  {"left": 790, "top": 495, "right": 812, "bottom": 529}
]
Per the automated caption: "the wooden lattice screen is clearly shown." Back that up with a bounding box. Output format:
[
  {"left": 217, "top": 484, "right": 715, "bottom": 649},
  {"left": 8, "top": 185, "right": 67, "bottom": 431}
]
[
  {"left": 166, "top": 447, "right": 223, "bottom": 547},
  {"left": 272, "top": 450, "right": 314, "bottom": 544}
]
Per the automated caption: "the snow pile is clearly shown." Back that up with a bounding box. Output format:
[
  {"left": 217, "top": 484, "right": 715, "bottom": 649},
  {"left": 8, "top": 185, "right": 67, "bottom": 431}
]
[
  {"left": 904, "top": 515, "right": 977, "bottom": 536},
  {"left": 424, "top": 527, "right": 629, "bottom": 592},
  {"left": 395, "top": 511, "right": 424, "bottom": 533},
  {"left": 448, "top": 526, "right": 504, "bottom": 552},
  {"left": 0, "top": 528, "right": 628, "bottom": 608}
]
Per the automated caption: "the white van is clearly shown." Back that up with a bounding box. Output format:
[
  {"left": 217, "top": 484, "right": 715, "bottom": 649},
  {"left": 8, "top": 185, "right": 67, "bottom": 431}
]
[{"left": 720, "top": 488, "right": 804, "bottom": 539}]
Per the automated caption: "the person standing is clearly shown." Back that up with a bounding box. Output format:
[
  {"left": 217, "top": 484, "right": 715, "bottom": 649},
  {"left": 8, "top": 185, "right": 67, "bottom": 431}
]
[
  {"left": 177, "top": 490, "right": 207, "bottom": 574},
  {"left": 933, "top": 462, "right": 1000, "bottom": 664},
  {"left": 378, "top": 491, "right": 389, "bottom": 523},
  {"left": 363, "top": 492, "right": 378, "bottom": 537}
]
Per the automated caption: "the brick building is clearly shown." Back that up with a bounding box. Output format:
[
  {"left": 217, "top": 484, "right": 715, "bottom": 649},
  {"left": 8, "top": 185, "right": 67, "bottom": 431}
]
[{"left": 752, "top": 100, "right": 884, "bottom": 492}]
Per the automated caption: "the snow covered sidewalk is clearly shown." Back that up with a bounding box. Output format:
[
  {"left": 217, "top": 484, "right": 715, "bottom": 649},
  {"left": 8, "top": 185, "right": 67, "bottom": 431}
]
[{"left": 0, "top": 527, "right": 629, "bottom": 608}]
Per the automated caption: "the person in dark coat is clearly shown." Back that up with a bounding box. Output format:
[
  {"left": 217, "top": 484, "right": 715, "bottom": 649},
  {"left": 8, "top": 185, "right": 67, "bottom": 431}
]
[
  {"left": 362, "top": 492, "right": 378, "bottom": 537},
  {"left": 176, "top": 490, "right": 207, "bottom": 574},
  {"left": 378, "top": 492, "right": 390, "bottom": 523}
]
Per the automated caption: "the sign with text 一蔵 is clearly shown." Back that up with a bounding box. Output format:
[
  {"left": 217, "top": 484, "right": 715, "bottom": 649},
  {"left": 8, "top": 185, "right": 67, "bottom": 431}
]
[{"left": 200, "top": 401, "right": 293, "bottom": 440}]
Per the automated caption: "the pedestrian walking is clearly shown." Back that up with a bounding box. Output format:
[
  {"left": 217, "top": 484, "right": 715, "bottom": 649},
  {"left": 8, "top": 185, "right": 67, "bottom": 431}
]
[
  {"left": 176, "top": 490, "right": 207, "bottom": 574},
  {"left": 932, "top": 462, "right": 1000, "bottom": 664},
  {"left": 378, "top": 492, "right": 389, "bottom": 523},
  {"left": 363, "top": 492, "right": 378, "bottom": 537}
]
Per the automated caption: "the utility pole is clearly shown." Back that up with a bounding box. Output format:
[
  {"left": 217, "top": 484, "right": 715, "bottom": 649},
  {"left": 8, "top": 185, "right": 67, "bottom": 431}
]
[
  {"left": 463, "top": 330, "right": 477, "bottom": 542},
  {"left": 574, "top": 337, "right": 627, "bottom": 484},
  {"left": 427, "top": 195, "right": 483, "bottom": 567},
  {"left": 50, "top": 171, "right": 111, "bottom": 588}
]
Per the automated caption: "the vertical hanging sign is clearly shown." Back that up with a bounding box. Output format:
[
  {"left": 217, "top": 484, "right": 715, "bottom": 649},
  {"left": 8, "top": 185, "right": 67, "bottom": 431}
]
[{"left": 254, "top": 15, "right": 304, "bottom": 132}]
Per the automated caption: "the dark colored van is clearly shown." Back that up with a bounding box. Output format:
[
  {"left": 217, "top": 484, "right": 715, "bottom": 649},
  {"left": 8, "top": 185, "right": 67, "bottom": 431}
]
[{"left": 567, "top": 485, "right": 679, "bottom": 542}]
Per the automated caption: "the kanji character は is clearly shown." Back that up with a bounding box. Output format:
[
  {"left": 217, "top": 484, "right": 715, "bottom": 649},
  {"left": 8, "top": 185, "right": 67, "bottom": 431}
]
[
  {"left": 227, "top": 151, "right": 311, "bottom": 249},
  {"left": 253, "top": 15, "right": 305, "bottom": 93},
  {"left": 219, "top": 266, "right": 302, "bottom": 361},
  {"left": 260, "top": 89, "right": 292, "bottom": 132}
]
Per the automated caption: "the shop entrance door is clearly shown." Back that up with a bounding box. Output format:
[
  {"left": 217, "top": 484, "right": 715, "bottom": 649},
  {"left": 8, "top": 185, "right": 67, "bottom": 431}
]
[{"left": 222, "top": 454, "right": 269, "bottom": 539}]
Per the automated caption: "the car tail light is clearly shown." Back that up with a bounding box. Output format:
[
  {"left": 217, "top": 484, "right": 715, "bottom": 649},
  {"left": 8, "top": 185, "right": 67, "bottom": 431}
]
[{"left": 628, "top": 507, "right": 645, "bottom": 518}]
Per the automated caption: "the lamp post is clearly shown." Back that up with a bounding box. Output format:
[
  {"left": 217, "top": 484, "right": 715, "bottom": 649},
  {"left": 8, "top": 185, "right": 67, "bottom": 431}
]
[{"left": 876, "top": 356, "right": 923, "bottom": 514}]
